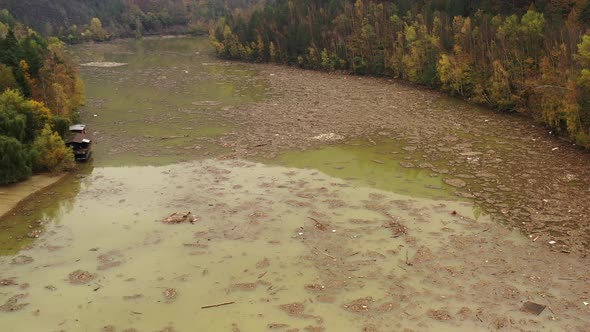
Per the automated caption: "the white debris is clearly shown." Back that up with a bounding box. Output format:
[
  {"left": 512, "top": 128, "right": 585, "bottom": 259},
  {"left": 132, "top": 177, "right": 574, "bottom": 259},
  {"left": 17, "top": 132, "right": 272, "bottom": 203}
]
[
  {"left": 548, "top": 240, "right": 556, "bottom": 245},
  {"left": 80, "top": 62, "right": 128, "bottom": 68},
  {"left": 551, "top": 147, "right": 559, "bottom": 151},
  {"left": 311, "top": 133, "right": 344, "bottom": 141}
]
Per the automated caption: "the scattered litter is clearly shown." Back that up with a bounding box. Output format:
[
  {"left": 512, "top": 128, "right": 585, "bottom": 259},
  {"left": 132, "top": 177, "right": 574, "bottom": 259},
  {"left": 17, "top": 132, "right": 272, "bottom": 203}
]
[
  {"left": 311, "top": 133, "right": 344, "bottom": 141},
  {"left": 551, "top": 147, "right": 559, "bottom": 151},
  {"left": 520, "top": 301, "right": 546, "bottom": 315},
  {"left": 68, "top": 270, "right": 96, "bottom": 284},
  {"left": 548, "top": 241, "right": 556, "bottom": 245},
  {"left": 0, "top": 294, "right": 28, "bottom": 312},
  {"left": 584, "top": 302, "right": 589, "bottom": 306},
  {"left": 80, "top": 62, "right": 128, "bottom": 68},
  {"left": 0, "top": 278, "right": 17, "bottom": 286},
  {"left": 11, "top": 256, "right": 33, "bottom": 265},
  {"left": 162, "top": 212, "right": 198, "bottom": 224},
  {"left": 163, "top": 288, "right": 177, "bottom": 301}
]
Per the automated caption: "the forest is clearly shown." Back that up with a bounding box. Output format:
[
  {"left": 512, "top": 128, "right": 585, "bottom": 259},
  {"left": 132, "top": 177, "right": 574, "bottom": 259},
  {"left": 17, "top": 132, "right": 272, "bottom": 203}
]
[
  {"left": 211, "top": 0, "right": 590, "bottom": 148},
  {"left": 0, "top": 10, "right": 84, "bottom": 184},
  {"left": 0, "top": 0, "right": 266, "bottom": 42}
]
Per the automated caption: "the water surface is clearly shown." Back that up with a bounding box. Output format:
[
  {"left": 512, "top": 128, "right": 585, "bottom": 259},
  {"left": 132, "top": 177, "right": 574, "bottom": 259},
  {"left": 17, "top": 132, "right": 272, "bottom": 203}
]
[{"left": 74, "top": 37, "right": 267, "bottom": 167}]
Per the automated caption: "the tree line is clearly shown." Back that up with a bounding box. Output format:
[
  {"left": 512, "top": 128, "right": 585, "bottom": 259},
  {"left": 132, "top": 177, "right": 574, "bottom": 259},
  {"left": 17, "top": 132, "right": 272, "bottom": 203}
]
[
  {"left": 211, "top": 0, "right": 590, "bottom": 148},
  {"left": 0, "top": 0, "right": 267, "bottom": 42},
  {"left": 0, "top": 10, "right": 84, "bottom": 184}
]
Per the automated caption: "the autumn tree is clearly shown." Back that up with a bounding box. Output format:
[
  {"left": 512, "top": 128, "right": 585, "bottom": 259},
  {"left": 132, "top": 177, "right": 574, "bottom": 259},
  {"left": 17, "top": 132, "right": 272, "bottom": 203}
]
[
  {"left": 0, "top": 135, "right": 32, "bottom": 184},
  {"left": 89, "top": 17, "right": 108, "bottom": 41},
  {"left": 32, "top": 124, "right": 74, "bottom": 172}
]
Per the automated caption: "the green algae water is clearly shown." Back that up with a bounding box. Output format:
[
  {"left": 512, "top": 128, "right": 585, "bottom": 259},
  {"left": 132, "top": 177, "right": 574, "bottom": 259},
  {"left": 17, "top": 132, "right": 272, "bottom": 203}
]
[
  {"left": 273, "top": 139, "right": 457, "bottom": 201},
  {"left": 74, "top": 36, "right": 267, "bottom": 167},
  {"left": 0, "top": 160, "right": 513, "bottom": 331},
  {"left": 0, "top": 160, "right": 585, "bottom": 331},
  {"left": 1, "top": 37, "right": 588, "bottom": 332}
]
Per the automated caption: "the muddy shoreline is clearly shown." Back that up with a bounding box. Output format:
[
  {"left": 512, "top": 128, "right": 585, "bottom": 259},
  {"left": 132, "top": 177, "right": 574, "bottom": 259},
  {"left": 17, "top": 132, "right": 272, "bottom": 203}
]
[
  {"left": 0, "top": 174, "right": 69, "bottom": 219},
  {"left": 217, "top": 64, "right": 590, "bottom": 255}
]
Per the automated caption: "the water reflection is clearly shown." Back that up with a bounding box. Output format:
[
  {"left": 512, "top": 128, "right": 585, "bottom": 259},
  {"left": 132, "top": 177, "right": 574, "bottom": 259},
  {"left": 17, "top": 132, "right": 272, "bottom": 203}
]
[{"left": 0, "top": 164, "right": 93, "bottom": 255}]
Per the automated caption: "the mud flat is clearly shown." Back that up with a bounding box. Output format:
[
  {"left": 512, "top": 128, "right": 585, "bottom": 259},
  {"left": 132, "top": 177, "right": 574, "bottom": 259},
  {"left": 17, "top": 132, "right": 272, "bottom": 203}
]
[{"left": 218, "top": 64, "right": 590, "bottom": 255}]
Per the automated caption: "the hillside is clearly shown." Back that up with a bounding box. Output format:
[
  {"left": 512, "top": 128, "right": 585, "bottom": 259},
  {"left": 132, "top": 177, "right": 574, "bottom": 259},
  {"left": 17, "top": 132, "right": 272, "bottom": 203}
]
[
  {"left": 211, "top": 0, "right": 590, "bottom": 148},
  {"left": 0, "top": 0, "right": 266, "bottom": 40}
]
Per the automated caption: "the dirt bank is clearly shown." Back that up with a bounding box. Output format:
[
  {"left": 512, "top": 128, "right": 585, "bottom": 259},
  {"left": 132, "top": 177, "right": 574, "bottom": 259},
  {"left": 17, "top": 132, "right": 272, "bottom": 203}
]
[
  {"left": 218, "top": 64, "right": 590, "bottom": 255},
  {"left": 0, "top": 174, "right": 68, "bottom": 219}
]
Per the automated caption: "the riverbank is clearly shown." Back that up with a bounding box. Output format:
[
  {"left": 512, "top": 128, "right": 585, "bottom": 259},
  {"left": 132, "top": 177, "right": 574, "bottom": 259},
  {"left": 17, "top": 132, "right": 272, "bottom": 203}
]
[{"left": 0, "top": 173, "right": 69, "bottom": 219}]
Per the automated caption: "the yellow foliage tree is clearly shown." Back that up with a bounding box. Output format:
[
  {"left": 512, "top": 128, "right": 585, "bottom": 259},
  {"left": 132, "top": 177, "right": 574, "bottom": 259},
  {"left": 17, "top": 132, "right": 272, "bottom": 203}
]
[
  {"left": 32, "top": 124, "right": 74, "bottom": 172},
  {"left": 89, "top": 17, "right": 108, "bottom": 41}
]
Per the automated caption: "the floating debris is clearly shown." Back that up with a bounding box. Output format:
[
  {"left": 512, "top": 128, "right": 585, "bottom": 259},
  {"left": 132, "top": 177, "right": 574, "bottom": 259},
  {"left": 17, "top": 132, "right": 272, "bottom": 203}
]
[
  {"left": 429, "top": 309, "right": 452, "bottom": 321},
  {"left": 11, "top": 256, "right": 33, "bottom": 265},
  {"left": 311, "top": 133, "right": 344, "bottom": 141},
  {"left": 26, "top": 229, "right": 42, "bottom": 238},
  {"left": 0, "top": 278, "right": 17, "bottom": 286},
  {"left": 163, "top": 288, "right": 177, "bottom": 301},
  {"left": 201, "top": 301, "right": 235, "bottom": 309},
  {"left": 443, "top": 178, "right": 467, "bottom": 188},
  {"left": 80, "top": 62, "right": 128, "bottom": 68},
  {"left": 520, "top": 301, "right": 546, "bottom": 315},
  {"left": 343, "top": 297, "right": 373, "bottom": 313},
  {"left": 68, "top": 270, "right": 96, "bottom": 284},
  {"left": 162, "top": 212, "right": 198, "bottom": 224},
  {"left": 0, "top": 294, "right": 28, "bottom": 312}
]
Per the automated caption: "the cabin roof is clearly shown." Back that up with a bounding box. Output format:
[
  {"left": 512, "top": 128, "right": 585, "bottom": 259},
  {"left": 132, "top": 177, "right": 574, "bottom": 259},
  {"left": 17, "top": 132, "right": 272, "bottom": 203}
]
[
  {"left": 66, "top": 133, "right": 91, "bottom": 144},
  {"left": 69, "top": 124, "right": 86, "bottom": 131}
]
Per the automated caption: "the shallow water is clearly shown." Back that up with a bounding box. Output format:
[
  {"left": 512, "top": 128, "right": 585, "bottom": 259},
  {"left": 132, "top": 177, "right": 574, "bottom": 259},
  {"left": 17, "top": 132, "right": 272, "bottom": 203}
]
[
  {"left": 1, "top": 37, "right": 589, "bottom": 331},
  {"left": 73, "top": 37, "right": 267, "bottom": 167},
  {"left": 0, "top": 160, "right": 527, "bottom": 331},
  {"left": 1, "top": 160, "right": 586, "bottom": 331},
  {"left": 272, "top": 139, "right": 458, "bottom": 201}
]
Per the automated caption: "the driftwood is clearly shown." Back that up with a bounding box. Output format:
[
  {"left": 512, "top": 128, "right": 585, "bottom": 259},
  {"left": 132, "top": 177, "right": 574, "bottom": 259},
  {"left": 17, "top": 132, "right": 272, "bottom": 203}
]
[
  {"left": 201, "top": 301, "right": 235, "bottom": 309},
  {"left": 160, "top": 135, "right": 189, "bottom": 140}
]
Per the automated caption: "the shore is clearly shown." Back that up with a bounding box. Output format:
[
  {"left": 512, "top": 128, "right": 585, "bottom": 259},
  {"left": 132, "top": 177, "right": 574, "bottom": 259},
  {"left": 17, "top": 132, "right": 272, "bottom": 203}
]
[{"left": 0, "top": 173, "right": 68, "bottom": 219}]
